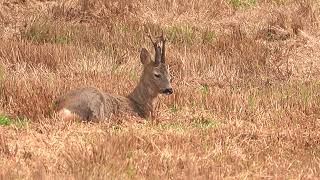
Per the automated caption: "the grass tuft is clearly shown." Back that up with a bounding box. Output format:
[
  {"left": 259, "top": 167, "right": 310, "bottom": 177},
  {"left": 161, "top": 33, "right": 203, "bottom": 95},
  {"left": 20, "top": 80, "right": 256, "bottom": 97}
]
[
  {"left": 229, "top": 0, "right": 257, "bottom": 9},
  {"left": 0, "top": 115, "right": 12, "bottom": 126},
  {"left": 192, "top": 117, "right": 220, "bottom": 129},
  {"left": 166, "top": 25, "right": 197, "bottom": 44}
]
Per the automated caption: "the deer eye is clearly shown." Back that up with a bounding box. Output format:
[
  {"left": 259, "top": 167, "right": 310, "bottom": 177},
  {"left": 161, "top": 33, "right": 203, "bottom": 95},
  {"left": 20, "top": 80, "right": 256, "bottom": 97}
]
[{"left": 154, "top": 73, "right": 161, "bottom": 78}]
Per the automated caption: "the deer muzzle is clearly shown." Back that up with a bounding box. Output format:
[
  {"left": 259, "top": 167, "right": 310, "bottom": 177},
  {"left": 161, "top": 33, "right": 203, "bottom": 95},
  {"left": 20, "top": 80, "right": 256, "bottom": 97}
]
[{"left": 161, "top": 88, "right": 173, "bottom": 95}]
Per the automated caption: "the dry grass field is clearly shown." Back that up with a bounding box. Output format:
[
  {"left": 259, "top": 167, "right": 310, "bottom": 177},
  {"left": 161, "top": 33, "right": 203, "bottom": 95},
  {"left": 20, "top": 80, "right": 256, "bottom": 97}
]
[{"left": 0, "top": 0, "right": 320, "bottom": 179}]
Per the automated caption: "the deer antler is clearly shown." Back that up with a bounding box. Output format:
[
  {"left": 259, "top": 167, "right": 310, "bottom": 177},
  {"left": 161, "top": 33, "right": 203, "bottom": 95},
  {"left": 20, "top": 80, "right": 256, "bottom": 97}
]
[
  {"left": 147, "top": 32, "right": 162, "bottom": 65},
  {"left": 160, "top": 31, "right": 166, "bottom": 63},
  {"left": 147, "top": 33, "right": 157, "bottom": 48}
]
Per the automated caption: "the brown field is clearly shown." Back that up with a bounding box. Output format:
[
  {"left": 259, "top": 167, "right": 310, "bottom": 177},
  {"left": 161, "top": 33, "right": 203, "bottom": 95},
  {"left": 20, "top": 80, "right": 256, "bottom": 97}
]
[{"left": 0, "top": 0, "right": 320, "bottom": 179}]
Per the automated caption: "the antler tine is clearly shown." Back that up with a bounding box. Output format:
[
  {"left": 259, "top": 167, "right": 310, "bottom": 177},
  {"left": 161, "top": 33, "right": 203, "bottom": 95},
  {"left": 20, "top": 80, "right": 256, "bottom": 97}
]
[
  {"left": 160, "top": 30, "right": 166, "bottom": 63},
  {"left": 147, "top": 31, "right": 161, "bottom": 65},
  {"left": 147, "top": 32, "right": 157, "bottom": 49},
  {"left": 160, "top": 30, "right": 165, "bottom": 40}
]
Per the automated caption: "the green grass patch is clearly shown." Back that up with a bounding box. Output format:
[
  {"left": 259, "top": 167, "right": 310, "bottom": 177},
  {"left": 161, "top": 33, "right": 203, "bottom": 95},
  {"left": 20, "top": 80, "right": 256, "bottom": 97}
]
[
  {"left": 200, "top": 84, "right": 210, "bottom": 109},
  {"left": 201, "top": 84, "right": 210, "bottom": 96},
  {"left": 299, "top": 85, "right": 312, "bottom": 107},
  {"left": 229, "top": 0, "right": 257, "bottom": 9},
  {"left": 0, "top": 114, "right": 12, "bottom": 126},
  {"left": 170, "top": 104, "right": 180, "bottom": 114},
  {"left": 0, "top": 114, "right": 29, "bottom": 128},
  {"left": 157, "top": 122, "right": 187, "bottom": 132},
  {"left": 166, "top": 25, "right": 216, "bottom": 44},
  {"left": 192, "top": 117, "right": 220, "bottom": 129},
  {"left": 129, "top": 70, "right": 139, "bottom": 81},
  {"left": 24, "top": 21, "right": 72, "bottom": 44},
  {"left": 166, "top": 25, "right": 197, "bottom": 44},
  {"left": 23, "top": 20, "right": 107, "bottom": 49},
  {"left": 271, "top": 0, "right": 295, "bottom": 5},
  {"left": 55, "top": 35, "right": 72, "bottom": 44},
  {"left": 125, "top": 164, "right": 136, "bottom": 178},
  {"left": 0, "top": 64, "right": 4, "bottom": 83},
  {"left": 202, "top": 30, "right": 216, "bottom": 43},
  {"left": 111, "top": 124, "right": 123, "bottom": 133},
  {"left": 12, "top": 118, "right": 29, "bottom": 128},
  {"left": 156, "top": 117, "right": 219, "bottom": 132},
  {"left": 248, "top": 92, "right": 256, "bottom": 109}
]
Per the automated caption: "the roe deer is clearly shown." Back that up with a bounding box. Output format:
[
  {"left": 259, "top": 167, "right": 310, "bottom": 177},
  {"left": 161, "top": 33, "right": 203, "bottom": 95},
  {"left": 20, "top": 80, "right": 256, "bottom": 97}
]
[{"left": 55, "top": 34, "right": 173, "bottom": 122}]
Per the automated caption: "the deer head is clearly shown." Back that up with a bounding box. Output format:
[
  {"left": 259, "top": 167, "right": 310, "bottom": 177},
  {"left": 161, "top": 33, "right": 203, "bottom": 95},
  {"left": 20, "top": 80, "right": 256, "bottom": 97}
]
[{"left": 139, "top": 34, "right": 173, "bottom": 95}]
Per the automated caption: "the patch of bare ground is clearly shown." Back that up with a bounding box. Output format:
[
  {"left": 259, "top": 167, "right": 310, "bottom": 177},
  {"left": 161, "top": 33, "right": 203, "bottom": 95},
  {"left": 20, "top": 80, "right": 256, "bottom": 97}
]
[{"left": 0, "top": 0, "right": 320, "bottom": 179}]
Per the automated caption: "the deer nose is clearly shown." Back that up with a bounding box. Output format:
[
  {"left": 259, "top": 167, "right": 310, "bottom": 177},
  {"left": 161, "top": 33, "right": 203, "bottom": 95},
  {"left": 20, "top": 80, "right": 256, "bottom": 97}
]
[{"left": 163, "top": 88, "right": 173, "bottom": 95}]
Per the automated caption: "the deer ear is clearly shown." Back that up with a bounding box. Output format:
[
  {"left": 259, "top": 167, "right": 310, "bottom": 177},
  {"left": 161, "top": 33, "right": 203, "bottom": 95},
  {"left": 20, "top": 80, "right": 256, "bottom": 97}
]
[{"left": 140, "top": 48, "right": 152, "bottom": 65}]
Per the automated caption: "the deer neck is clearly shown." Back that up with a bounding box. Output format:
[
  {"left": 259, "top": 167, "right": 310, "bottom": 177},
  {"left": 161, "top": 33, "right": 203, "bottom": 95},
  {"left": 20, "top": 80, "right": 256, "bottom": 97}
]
[{"left": 128, "top": 79, "right": 158, "bottom": 118}]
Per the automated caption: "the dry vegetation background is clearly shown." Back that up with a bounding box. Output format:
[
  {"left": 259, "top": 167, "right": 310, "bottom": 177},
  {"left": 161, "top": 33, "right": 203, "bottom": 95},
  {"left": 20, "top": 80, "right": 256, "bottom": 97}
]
[{"left": 0, "top": 0, "right": 320, "bottom": 179}]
